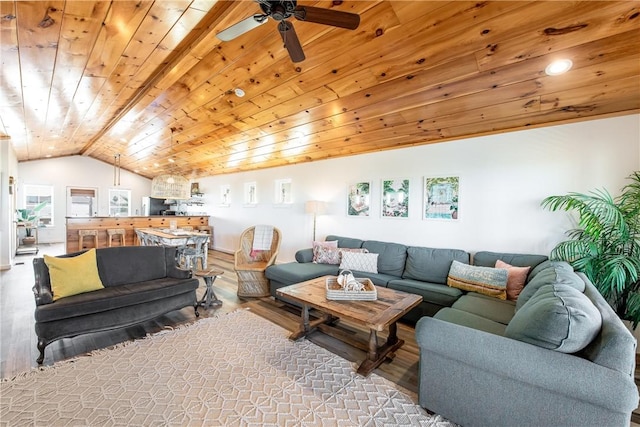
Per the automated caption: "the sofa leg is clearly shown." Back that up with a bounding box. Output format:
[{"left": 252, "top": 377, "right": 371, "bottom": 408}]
[
  {"left": 194, "top": 305, "right": 200, "bottom": 318},
  {"left": 37, "top": 339, "right": 46, "bottom": 365}
]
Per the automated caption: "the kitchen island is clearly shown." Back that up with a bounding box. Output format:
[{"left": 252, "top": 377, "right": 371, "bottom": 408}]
[{"left": 65, "top": 216, "right": 209, "bottom": 253}]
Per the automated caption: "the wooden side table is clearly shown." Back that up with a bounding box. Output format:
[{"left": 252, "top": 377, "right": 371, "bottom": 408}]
[{"left": 194, "top": 268, "right": 224, "bottom": 308}]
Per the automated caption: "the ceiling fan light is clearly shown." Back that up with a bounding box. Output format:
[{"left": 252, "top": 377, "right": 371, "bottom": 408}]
[{"left": 545, "top": 59, "right": 573, "bottom": 76}]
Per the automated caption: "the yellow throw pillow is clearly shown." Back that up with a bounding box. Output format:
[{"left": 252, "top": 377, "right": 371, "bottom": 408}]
[{"left": 44, "top": 249, "right": 105, "bottom": 301}]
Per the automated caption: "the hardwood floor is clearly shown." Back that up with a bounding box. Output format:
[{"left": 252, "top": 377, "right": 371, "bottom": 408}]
[
  {"left": 0, "top": 243, "right": 420, "bottom": 390},
  {"left": 2, "top": 243, "right": 639, "bottom": 425}
]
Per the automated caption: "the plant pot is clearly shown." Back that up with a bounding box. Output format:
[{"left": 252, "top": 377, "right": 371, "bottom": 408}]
[{"left": 21, "top": 236, "right": 36, "bottom": 246}]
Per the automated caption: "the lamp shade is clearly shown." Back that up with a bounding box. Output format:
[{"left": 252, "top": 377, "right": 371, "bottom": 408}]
[
  {"left": 305, "top": 200, "right": 326, "bottom": 215},
  {"left": 151, "top": 174, "right": 191, "bottom": 199}
]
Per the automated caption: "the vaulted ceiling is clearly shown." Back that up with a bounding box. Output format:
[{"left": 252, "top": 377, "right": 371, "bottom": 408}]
[{"left": 2, "top": 1, "right": 639, "bottom": 180}]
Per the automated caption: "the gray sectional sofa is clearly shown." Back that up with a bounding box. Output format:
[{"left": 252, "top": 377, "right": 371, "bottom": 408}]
[
  {"left": 32, "top": 246, "right": 199, "bottom": 364},
  {"left": 265, "top": 235, "right": 639, "bottom": 426},
  {"left": 265, "top": 235, "right": 474, "bottom": 323},
  {"left": 417, "top": 254, "right": 639, "bottom": 427}
]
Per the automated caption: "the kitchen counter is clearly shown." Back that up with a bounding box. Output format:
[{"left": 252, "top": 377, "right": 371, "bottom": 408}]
[{"left": 65, "top": 216, "right": 209, "bottom": 253}]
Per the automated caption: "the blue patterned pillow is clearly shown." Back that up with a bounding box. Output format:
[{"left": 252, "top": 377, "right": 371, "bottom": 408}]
[{"left": 447, "top": 260, "right": 508, "bottom": 300}]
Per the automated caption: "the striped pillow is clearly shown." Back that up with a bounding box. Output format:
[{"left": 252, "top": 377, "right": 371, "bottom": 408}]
[{"left": 447, "top": 260, "right": 508, "bottom": 300}]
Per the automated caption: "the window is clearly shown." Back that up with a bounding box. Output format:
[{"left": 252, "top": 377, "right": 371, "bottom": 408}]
[
  {"left": 67, "top": 187, "right": 97, "bottom": 217},
  {"left": 23, "top": 184, "right": 54, "bottom": 226},
  {"left": 109, "top": 189, "right": 131, "bottom": 216}
]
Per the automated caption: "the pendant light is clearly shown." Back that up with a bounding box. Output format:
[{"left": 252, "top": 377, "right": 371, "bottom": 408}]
[{"left": 150, "top": 129, "right": 191, "bottom": 199}]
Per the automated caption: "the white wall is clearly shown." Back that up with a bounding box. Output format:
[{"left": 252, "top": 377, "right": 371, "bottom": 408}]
[
  {"left": 0, "top": 142, "right": 19, "bottom": 270},
  {"left": 9, "top": 115, "right": 640, "bottom": 264},
  {"left": 17, "top": 155, "right": 151, "bottom": 244},
  {"left": 196, "top": 114, "right": 640, "bottom": 262}
]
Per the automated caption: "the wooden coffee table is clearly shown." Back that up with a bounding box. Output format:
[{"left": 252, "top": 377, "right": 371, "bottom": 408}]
[{"left": 277, "top": 276, "right": 422, "bottom": 376}]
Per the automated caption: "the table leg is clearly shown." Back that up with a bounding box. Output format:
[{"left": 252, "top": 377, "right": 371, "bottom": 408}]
[
  {"left": 289, "top": 306, "right": 333, "bottom": 341},
  {"left": 356, "top": 322, "right": 405, "bottom": 377},
  {"left": 199, "top": 276, "right": 222, "bottom": 308}
]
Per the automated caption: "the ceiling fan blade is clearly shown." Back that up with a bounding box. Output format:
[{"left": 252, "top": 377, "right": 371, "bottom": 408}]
[
  {"left": 217, "top": 15, "right": 268, "bottom": 42},
  {"left": 293, "top": 6, "right": 360, "bottom": 30},
  {"left": 278, "top": 21, "right": 305, "bottom": 63}
]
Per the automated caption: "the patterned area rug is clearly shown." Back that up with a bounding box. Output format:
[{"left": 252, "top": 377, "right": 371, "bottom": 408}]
[{"left": 1, "top": 309, "right": 455, "bottom": 426}]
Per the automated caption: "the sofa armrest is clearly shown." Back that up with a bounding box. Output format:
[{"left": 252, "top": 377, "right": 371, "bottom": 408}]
[
  {"left": 415, "top": 317, "right": 639, "bottom": 412},
  {"left": 295, "top": 248, "right": 313, "bottom": 263},
  {"left": 32, "top": 258, "right": 53, "bottom": 305}
]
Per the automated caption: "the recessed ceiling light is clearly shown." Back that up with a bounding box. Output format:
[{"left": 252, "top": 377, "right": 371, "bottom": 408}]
[
  {"left": 153, "top": 163, "right": 159, "bottom": 167},
  {"left": 234, "top": 88, "right": 245, "bottom": 97},
  {"left": 168, "top": 158, "right": 175, "bottom": 163},
  {"left": 545, "top": 59, "right": 573, "bottom": 76}
]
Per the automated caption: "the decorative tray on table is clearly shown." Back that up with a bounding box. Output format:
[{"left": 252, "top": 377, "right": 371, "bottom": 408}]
[{"left": 326, "top": 276, "right": 377, "bottom": 301}]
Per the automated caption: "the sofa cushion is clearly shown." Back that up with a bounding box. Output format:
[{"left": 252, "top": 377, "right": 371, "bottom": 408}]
[
  {"left": 35, "top": 277, "right": 199, "bottom": 323},
  {"left": 403, "top": 247, "right": 470, "bottom": 284},
  {"left": 44, "top": 249, "right": 105, "bottom": 301},
  {"left": 97, "top": 246, "right": 168, "bottom": 287},
  {"left": 388, "top": 278, "right": 463, "bottom": 307},
  {"left": 265, "top": 262, "right": 338, "bottom": 285},
  {"left": 528, "top": 259, "right": 574, "bottom": 282},
  {"left": 451, "top": 293, "right": 516, "bottom": 325},
  {"left": 516, "top": 266, "right": 585, "bottom": 311},
  {"left": 495, "top": 260, "right": 531, "bottom": 301},
  {"left": 506, "top": 283, "right": 602, "bottom": 353},
  {"left": 325, "top": 235, "right": 364, "bottom": 249},
  {"left": 447, "top": 260, "right": 508, "bottom": 300},
  {"left": 361, "top": 240, "right": 407, "bottom": 276},
  {"left": 434, "top": 307, "right": 508, "bottom": 336},
  {"left": 579, "top": 276, "right": 637, "bottom": 374},
  {"left": 349, "top": 272, "right": 398, "bottom": 287},
  {"left": 472, "top": 251, "right": 547, "bottom": 273}
]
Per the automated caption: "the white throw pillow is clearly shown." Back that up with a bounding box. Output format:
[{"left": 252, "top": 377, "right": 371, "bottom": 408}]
[{"left": 340, "top": 251, "right": 379, "bottom": 274}]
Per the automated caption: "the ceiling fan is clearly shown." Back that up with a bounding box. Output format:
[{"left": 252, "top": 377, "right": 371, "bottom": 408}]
[{"left": 216, "top": 0, "right": 360, "bottom": 63}]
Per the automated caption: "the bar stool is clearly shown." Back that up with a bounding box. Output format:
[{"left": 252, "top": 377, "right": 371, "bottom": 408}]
[
  {"left": 107, "top": 229, "right": 126, "bottom": 247},
  {"left": 78, "top": 229, "right": 99, "bottom": 251}
]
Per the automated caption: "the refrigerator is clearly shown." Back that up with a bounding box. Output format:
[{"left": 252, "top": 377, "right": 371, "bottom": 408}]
[{"left": 141, "top": 196, "right": 167, "bottom": 216}]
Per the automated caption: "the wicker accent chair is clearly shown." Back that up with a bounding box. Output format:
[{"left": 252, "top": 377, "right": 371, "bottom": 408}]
[{"left": 234, "top": 226, "right": 281, "bottom": 297}]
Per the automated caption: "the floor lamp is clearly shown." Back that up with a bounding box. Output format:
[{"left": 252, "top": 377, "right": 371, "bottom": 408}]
[{"left": 305, "top": 200, "right": 326, "bottom": 242}]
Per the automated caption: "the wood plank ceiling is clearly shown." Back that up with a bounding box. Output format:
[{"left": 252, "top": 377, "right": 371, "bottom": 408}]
[{"left": 1, "top": 1, "right": 639, "bottom": 180}]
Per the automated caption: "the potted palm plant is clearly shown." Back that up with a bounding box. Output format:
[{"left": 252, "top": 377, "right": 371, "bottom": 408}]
[
  {"left": 16, "top": 201, "right": 48, "bottom": 245},
  {"left": 541, "top": 171, "right": 640, "bottom": 328}
]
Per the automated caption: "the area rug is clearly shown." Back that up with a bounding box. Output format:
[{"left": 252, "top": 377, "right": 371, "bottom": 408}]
[{"left": 1, "top": 309, "right": 455, "bottom": 426}]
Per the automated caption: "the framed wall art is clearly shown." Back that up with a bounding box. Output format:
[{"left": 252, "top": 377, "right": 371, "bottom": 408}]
[
  {"left": 243, "top": 182, "right": 257, "bottom": 206},
  {"left": 347, "top": 181, "right": 371, "bottom": 217},
  {"left": 381, "top": 179, "right": 409, "bottom": 218},
  {"left": 424, "top": 176, "right": 459, "bottom": 220},
  {"left": 274, "top": 178, "right": 293, "bottom": 205},
  {"left": 220, "top": 184, "right": 231, "bottom": 207}
]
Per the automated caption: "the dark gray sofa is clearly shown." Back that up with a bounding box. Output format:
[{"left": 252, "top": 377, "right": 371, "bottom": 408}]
[
  {"left": 416, "top": 254, "right": 639, "bottom": 427},
  {"left": 32, "top": 246, "right": 199, "bottom": 364}
]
